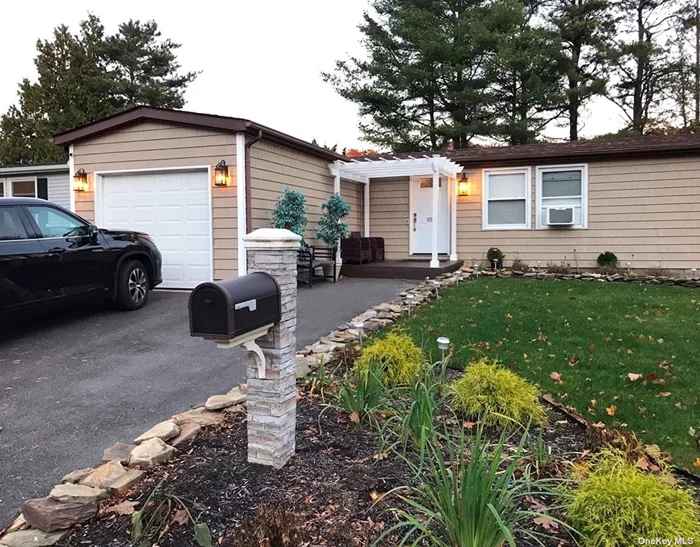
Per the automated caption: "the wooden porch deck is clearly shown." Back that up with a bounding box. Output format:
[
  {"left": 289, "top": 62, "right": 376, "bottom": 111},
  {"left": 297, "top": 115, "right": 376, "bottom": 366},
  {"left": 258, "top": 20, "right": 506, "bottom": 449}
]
[{"left": 341, "top": 258, "right": 463, "bottom": 280}]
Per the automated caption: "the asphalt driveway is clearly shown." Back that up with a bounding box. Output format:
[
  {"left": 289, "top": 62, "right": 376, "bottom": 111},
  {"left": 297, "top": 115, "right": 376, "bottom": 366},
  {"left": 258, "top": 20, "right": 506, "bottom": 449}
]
[{"left": 0, "top": 277, "right": 412, "bottom": 528}]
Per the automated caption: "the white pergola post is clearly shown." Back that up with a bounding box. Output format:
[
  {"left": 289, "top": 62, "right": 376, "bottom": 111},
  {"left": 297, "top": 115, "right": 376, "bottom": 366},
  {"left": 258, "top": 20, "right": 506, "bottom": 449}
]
[
  {"left": 450, "top": 173, "right": 458, "bottom": 261},
  {"left": 364, "top": 180, "right": 370, "bottom": 236},
  {"left": 332, "top": 161, "right": 343, "bottom": 266},
  {"left": 430, "top": 157, "right": 440, "bottom": 268}
]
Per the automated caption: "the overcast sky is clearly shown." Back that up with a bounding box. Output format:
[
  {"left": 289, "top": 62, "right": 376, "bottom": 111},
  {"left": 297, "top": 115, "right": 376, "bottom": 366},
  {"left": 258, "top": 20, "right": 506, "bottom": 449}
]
[{"left": 0, "top": 0, "right": 624, "bottom": 151}]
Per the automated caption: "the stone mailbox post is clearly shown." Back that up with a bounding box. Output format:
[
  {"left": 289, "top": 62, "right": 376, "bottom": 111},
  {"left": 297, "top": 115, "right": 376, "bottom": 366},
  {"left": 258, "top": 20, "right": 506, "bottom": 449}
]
[{"left": 242, "top": 228, "right": 301, "bottom": 468}]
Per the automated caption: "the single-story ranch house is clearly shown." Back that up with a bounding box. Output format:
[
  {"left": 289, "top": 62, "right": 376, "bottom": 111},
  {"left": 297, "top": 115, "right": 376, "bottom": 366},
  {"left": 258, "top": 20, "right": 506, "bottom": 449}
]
[{"left": 48, "top": 106, "right": 700, "bottom": 288}]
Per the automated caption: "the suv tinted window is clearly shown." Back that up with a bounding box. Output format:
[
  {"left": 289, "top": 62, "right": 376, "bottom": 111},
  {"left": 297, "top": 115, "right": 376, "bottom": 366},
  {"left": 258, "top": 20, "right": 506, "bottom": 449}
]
[
  {"left": 0, "top": 207, "right": 29, "bottom": 241},
  {"left": 27, "top": 206, "right": 87, "bottom": 238}
]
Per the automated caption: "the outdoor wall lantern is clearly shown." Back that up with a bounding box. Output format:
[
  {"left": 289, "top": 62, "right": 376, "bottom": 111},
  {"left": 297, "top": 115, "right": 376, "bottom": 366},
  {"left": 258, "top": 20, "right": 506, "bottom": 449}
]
[
  {"left": 214, "top": 160, "right": 231, "bottom": 187},
  {"left": 457, "top": 173, "right": 471, "bottom": 196},
  {"left": 73, "top": 169, "right": 89, "bottom": 192}
]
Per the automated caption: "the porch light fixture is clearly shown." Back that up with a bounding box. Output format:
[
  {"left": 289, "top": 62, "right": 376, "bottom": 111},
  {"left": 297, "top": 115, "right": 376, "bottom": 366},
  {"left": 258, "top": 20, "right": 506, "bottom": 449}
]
[
  {"left": 214, "top": 160, "right": 230, "bottom": 187},
  {"left": 457, "top": 173, "right": 471, "bottom": 196},
  {"left": 73, "top": 169, "right": 89, "bottom": 192}
]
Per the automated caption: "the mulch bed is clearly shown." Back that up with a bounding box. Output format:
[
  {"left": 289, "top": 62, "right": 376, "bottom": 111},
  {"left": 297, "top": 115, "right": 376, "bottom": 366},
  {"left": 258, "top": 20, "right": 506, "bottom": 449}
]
[{"left": 58, "top": 375, "right": 697, "bottom": 547}]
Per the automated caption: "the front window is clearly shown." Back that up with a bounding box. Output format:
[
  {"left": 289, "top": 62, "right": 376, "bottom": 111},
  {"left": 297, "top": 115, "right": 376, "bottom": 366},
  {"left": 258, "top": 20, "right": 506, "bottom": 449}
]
[
  {"left": 10, "top": 179, "right": 37, "bottom": 198},
  {"left": 536, "top": 165, "right": 587, "bottom": 228},
  {"left": 26, "top": 206, "right": 88, "bottom": 238},
  {"left": 482, "top": 168, "right": 531, "bottom": 229}
]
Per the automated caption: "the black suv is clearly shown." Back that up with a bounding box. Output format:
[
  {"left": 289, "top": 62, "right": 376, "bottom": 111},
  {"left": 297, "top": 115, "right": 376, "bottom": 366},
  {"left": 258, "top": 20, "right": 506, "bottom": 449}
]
[{"left": 0, "top": 198, "right": 162, "bottom": 316}]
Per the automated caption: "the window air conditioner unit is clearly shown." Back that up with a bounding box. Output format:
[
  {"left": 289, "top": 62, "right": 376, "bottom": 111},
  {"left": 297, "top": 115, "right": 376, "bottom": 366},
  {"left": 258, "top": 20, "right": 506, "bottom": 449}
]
[{"left": 546, "top": 207, "right": 575, "bottom": 226}]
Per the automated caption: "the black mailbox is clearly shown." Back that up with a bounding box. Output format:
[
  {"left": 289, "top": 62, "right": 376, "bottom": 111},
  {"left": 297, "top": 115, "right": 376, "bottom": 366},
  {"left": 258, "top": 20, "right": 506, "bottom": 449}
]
[{"left": 189, "top": 273, "right": 281, "bottom": 340}]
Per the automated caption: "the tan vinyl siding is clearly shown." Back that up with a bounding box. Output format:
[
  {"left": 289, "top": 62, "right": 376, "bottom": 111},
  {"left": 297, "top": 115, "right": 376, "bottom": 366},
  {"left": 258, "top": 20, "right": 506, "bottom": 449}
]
[
  {"left": 249, "top": 140, "right": 337, "bottom": 245},
  {"left": 73, "top": 121, "right": 237, "bottom": 279},
  {"left": 369, "top": 177, "right": 410, "bottom": 259},
  {"left": 340, "top": 179, "right": 364, "bottom": 234},
  {"left": 457, "top": 156, "right": 700, "bottom": 270}
]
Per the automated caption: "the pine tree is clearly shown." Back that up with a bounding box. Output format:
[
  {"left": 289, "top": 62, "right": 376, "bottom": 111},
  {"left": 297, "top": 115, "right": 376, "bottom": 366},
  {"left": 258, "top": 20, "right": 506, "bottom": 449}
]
[
  {"left": 607, "top": 0, "right": 676, "bottom": 135},
  {"left": 0, "top": 15, "right": 199, "bottom": 164},
  {"left": 547, "top": 0, "right": 616, "bottom": 140}
]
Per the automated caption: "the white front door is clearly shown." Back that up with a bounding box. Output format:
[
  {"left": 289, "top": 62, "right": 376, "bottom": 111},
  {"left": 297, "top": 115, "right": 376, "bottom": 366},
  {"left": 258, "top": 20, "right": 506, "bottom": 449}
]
[
  {"left": 98, "top": 170, "right": 211, "bottom": 289},
  {"left": 412, "top": 176, "right": 449, "bottom": 254}
]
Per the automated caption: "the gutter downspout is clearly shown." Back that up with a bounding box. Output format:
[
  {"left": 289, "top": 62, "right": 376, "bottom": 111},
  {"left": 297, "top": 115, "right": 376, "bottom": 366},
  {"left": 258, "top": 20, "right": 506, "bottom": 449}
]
[{"left": 244, "top": 129, "right": 263, "bottom": 234}]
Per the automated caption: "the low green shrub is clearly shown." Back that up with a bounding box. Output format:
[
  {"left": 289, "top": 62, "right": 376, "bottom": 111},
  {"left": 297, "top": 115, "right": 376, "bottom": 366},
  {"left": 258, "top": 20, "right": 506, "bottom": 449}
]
[
  {"left": 546, "top": 260, "right": 571, "bottom": 274},
  {"left": 567, "top": 449, "right": 700, "bottom": 547},
  {"left": 487, "top": 247, "right": 505, "bottom": 269},
  {"left": 353, "top": 332, "right": 422, "bottom": 386},
  {"left": 449, "top": 360, "right": 547, "bottom": 427},
  {"left": 596, "top": 251, "right": 618, "bottom": 268}
]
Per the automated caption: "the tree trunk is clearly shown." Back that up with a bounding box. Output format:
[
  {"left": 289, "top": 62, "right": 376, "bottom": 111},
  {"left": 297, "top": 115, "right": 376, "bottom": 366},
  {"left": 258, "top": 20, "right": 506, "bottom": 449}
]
[
  {"left": 569, "top": 41, "right": 582, "bottom": 141},
  {"left": 632, "top": 2, "right": 646, "bottom": 135},
  {"left": 695, "top": 0, "right": 699, "bottom": 124}
]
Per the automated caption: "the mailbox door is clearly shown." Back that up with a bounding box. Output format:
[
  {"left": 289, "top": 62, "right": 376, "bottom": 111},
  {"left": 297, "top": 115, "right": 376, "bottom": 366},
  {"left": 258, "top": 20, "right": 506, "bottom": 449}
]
[
  {"left": 189, "top": 285, "right": 234, "bottom": 337},
  {"left": 227, "top": 272, "right": 281, "bottom": 336}
]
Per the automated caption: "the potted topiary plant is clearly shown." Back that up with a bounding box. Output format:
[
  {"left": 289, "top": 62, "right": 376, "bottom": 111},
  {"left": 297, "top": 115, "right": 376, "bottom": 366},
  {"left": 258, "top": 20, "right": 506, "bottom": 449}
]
[
  {"left": 271, "top": 188, "right": 307, "bottom": 246},
  {"left": 316, "top": 193, "right": 351, "bottom": 280}
]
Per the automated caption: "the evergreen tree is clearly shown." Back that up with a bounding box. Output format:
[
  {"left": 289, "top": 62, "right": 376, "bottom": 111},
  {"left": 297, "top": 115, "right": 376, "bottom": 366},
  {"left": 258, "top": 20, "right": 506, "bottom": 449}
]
[
  {"left": 0, "top": 15, "right": 198, "bottom": 165},
  {"left": 606, "top": 0, "right": 676, "bottom": 135},
  {"left": 547, "top": 0, "right": 616, "bottom": 140},
  {"left": 486, "top": 0, "right": 567, "bottom": 145}
]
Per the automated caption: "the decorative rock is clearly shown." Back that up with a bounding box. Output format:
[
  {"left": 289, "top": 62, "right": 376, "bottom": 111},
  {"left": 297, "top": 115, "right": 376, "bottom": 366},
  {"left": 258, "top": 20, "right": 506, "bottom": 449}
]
[
  {"left": 205, "top": 388, "right": 246, "bottom": 411},
  {"left": 49, "top": 483, "right": 106, "bottom": 504},
  {"left": 5, "top": 515, "right": 26, "bottom": 534},
  {"left": 61, "top": 468, "right": 93, "bottom": 484},
  {"left": 172, "top": 407, "right": 225, "bottom": 427},
  {"left": 169, "top": 423, "right": 201, "bottom": 447},
  {"left": 134, "top": 419, "right": 179, "bottom": 445},
  {"left": 80, "top": 461, "right": 126, "bottom": 489},
  {"left": 22, "top": 497, "right": 96, "bottom": 532},
  {"left": 0, "top": 529, "right": 68, "bottom": 547},
  {"left": 102, "top": 442, "right": 136, "bottom": 464},
  {"left": 296, "top": 357, "right": 312, "bottom": 378},
  {"left": 107, "top": 469, "right": 145, "bottom": 494},
  {"left": 129, "top": 438, "right": 176, "bottom": 468}
]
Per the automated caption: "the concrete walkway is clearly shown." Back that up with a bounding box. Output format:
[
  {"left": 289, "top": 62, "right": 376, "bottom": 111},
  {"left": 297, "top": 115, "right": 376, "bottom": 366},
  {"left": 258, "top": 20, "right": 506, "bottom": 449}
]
[{"left": 0, "top": 277, "right": 413, "bottom": 528}]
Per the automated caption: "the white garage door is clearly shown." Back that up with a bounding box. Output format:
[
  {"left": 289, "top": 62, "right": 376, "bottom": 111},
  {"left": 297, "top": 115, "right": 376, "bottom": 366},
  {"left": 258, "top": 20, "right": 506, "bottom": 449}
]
[{"left": 99, "top": 170, "right": 211, "bottom": 289}]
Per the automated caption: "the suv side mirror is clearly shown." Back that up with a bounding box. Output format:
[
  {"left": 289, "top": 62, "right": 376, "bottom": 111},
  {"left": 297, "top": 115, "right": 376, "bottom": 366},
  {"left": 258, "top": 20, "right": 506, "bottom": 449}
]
[{"left": 88, "top": 224, "right": 99, "bottom": 242}]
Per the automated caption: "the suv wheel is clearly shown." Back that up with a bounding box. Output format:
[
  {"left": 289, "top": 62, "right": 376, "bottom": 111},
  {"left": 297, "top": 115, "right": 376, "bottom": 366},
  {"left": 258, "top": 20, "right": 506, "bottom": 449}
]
[{"left": 117, "top": 260, "right": 150, "bottom": 310}]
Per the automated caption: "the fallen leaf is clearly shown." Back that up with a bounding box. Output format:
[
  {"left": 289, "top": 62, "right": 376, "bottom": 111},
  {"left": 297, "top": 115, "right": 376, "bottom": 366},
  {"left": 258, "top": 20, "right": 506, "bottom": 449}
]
[
  {"left": 369, "top": 490, "right": 383, "bottom": 502},
  {"left": 658, "top": 360, "right": 672, "bottom": 370},
  {"left": 626, "top": 349, "right": 633, "bottom": 355},
  {"left": 104, "top": 500, "right": 138, "bottom": 516},
  {"left": 606, "top": 405, "right": 617, "bottom": 416},
  {"left": 550, "top": 372, "right": 562, "bottom": 384},
  {"left": 349, "top": 412, "right": 360, "bottom": 424},
  {"left": 658, "top": 392, "right": 671, "bottom": 398},
  {"left": 588, "top": 343, "right": 596, "bottom": 351},
  {"left": 505, "top": 313, "right": 513, "bottom": 319},
  {"left": 463, "top": 421, "right": 476, "bottom": 430},
  {"left": 172, "top": 509, "right": 188, "bottom": 526},
  {"left": 525, "top": 496, "right": 548, "bottom": 511},
  {"left": 689, "top": 427, "right": 696, "bottom": 437},
  {"left": 533, "top": 516, "right": 559, "bottom": 531},
  {"left": 694, "top": 458, "right": 700, "bottom": 468},
  {"left": 627, "top": 373, "right": 642, "bottom": 382}
]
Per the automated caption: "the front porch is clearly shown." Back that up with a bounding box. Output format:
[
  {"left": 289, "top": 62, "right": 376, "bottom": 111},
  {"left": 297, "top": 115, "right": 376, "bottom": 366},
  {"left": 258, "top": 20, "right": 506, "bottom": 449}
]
[
  {"left": 331, "top": 155, "right": 464, "bottom": 274},
  {"left": 341, "top": 257, "right": 463, "bottom": 280}
]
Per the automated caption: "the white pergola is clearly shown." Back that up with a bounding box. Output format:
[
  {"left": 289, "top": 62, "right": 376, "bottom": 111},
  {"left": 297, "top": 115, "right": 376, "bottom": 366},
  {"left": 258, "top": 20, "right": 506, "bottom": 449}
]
[{"left": 329, "top": 155, "right": 463, "bottom": 268}]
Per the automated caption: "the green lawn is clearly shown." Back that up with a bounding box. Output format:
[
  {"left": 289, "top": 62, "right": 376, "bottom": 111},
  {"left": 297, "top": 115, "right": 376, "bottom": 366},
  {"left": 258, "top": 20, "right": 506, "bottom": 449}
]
[{"left": 397, "top": 278, "right": 700, "bottom": 471}]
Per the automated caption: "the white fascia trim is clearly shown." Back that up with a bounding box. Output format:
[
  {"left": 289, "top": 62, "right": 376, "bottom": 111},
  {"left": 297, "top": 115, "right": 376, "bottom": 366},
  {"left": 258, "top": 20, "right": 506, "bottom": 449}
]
[
  {"left": 236, "top": 133, "right": 247, "bottom": 276},
  {"left": 481, "top": 166, "right": 532, "bottom": 231},
  {"left": 535, "top": 163, "right": 588, "bottom": 229},
  {"left": 68, "top": 145, "right": 76, "bottom": 212},
  {"left": 0, "top": 163, "right": 68, "bottom": 176}
]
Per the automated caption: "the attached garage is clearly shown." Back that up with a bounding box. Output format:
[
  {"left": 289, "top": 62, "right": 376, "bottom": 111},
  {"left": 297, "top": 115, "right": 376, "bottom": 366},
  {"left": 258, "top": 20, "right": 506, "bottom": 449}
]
[
  {"left": 52, "top": 106, "right": 359, "bottom": 289},
  {"left": 97, "top": 169, "right": 211, "bottom": 289}
]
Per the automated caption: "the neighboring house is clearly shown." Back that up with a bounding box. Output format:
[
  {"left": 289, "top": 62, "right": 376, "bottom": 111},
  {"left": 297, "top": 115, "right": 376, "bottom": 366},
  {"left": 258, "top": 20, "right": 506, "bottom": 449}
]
[
  {"left": 0, "top": 163, "right": 70, "bottom": 209},
  {"left": 52, "top": 106, "right": 700, "bottom": 289}
]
